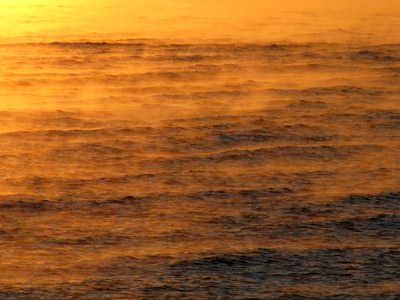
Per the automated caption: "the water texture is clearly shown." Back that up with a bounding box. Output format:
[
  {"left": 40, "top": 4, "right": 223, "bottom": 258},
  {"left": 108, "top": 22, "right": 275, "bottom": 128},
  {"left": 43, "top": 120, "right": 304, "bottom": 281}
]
[{"left": 1, "top": 11, "right": 400, "bottom": 300}]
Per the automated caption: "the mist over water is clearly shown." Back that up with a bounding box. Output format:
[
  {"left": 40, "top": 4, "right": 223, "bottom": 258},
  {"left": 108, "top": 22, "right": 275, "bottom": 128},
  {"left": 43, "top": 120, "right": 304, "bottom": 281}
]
[
  {"left": 1, "top": 1, "right": 400, "bottom": 299},
  {"left": 2, "top": 0, "right": 400, "bottom": 43}
]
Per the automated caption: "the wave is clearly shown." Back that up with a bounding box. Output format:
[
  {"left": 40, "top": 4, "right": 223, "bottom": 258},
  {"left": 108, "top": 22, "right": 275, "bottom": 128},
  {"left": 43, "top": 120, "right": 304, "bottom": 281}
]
[{"left": 1, "top": 37, "right": 400, "bottom": 299}]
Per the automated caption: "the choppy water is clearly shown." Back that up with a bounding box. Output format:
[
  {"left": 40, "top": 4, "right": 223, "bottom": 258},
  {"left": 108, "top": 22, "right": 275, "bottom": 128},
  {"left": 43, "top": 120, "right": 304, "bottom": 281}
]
[{"left": 1, "top": 36, "right": 400, "bottom": 298}]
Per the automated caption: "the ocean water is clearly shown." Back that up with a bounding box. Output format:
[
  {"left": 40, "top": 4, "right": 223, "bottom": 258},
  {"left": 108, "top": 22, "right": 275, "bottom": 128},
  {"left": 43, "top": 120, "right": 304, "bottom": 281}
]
[{"left": 1, "top": 4, "right": 400, "bottom": 300}]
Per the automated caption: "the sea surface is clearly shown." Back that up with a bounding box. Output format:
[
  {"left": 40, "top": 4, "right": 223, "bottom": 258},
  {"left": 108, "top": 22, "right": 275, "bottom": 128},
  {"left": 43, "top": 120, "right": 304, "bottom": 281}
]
[{"left": 1, "top": 5, "right": 400, "bottom": 299}]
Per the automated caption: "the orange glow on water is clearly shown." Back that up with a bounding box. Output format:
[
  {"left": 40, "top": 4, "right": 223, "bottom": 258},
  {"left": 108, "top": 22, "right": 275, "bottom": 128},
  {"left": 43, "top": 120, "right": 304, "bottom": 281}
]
[
  {"left": 1, "top": 1, "right": 400, "bottom": 298},
  {"left": 1, "top": 0, "right": 400, "bottom": 43}
]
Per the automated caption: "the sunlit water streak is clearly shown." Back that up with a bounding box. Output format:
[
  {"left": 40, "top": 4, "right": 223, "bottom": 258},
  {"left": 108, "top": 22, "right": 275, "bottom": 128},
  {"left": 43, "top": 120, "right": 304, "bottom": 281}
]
[{"left": 1, "top": 3, "right": 400, "bottom": 300}]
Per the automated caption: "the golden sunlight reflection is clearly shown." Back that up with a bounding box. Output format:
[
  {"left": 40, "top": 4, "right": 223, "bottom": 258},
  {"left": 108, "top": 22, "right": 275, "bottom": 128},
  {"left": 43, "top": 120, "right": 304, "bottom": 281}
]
[
  {"left": 1, "top": 0, "right": 400, "bottom": 299},
  {"left": 1, "top": 0, "right": 400, "bottom": 43}
]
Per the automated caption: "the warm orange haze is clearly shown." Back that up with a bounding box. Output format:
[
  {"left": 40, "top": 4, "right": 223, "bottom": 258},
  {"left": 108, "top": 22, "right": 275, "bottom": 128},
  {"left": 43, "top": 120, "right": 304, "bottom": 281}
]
[
  {"left": 1, "top": 1, "right": 400, "bottom": 299},
  {"left": 1, "top": 0, "right": 400, "bottom": 43}
]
